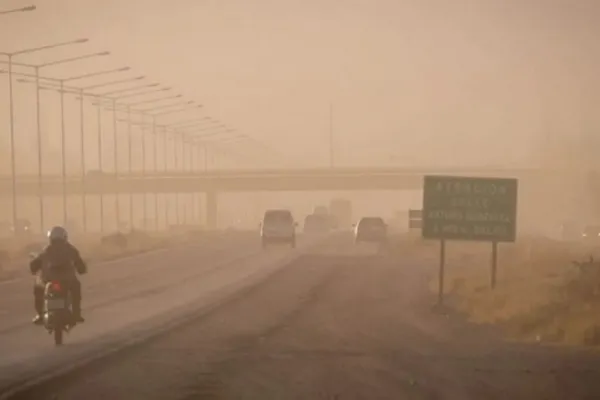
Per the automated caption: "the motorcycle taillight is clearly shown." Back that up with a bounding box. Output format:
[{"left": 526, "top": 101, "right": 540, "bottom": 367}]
[{"left": 51, "top": 281, "right": 62, "bottom": 292}]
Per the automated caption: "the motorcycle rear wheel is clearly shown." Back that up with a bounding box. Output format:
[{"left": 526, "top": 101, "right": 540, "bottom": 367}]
[{"left": 54, "top": 326, "right": 63, "bottom": 346}]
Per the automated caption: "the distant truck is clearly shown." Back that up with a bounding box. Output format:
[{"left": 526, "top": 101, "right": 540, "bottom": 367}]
[{"left": 329, "top": 198, "right": 352, "bottom": 230}]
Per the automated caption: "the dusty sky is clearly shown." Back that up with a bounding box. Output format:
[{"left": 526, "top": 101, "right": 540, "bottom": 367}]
[{"left": 0, "top": 0, "right": 599, "bottom": 175}]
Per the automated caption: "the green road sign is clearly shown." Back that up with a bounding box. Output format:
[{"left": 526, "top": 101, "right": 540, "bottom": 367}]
[{"left": 422, "top": 175, "right": 518, "bottom": 242}]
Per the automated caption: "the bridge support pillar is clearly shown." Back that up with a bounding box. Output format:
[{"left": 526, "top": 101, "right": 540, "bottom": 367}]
[{"left": 206, "top": 190, "right": 218, "bottom": 230}]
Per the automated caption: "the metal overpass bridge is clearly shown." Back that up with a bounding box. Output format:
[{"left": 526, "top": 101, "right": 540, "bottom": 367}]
[{"left": 0, "top": 167, "right": 554, "bottom": 195}]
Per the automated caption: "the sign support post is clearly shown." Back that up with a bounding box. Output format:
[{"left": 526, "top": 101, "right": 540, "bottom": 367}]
[
  {"left": 491, "top": 241, "right": 498, "bottom": 289},
  {"left": 438, "top": 239, "right": 446, "bottom": 305}
]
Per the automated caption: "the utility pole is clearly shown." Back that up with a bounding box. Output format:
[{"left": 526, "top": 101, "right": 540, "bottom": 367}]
[{"left": 329, "top": 103, "right": 334, "bottom": 169}]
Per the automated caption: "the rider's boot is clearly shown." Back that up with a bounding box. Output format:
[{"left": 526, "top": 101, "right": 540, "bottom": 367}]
[
  {"left": 71, "top": 305, "right": 85, "bottom": 324},
  {"left": 70, "top": 281, "right": 84, "bottom": 324},
  {"left": 32, "top": 293, "right": 44, "bottom": 325},
  {"left": 72, "top": 313, "right": 85, "bottom": 324}
]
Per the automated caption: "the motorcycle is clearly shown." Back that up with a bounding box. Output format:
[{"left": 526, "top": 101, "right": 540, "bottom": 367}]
[
  {"left": 43, "top": 278, "right": 75, "bottom": 346},
  {"left": 30, "top": 252, "right": 77, "bottom": 346}
]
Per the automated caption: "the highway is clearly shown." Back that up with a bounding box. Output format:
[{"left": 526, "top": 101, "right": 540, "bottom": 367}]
[
  {"left": 1, "top": 232, "right": 600, "bottom": 399},
  {"left": 0, "top": 232, "right": 257, "bottom": 335}
]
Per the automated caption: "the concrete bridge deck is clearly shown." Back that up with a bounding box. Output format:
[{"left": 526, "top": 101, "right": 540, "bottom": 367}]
[{"left": 0, "top": 167, "right": 562, "bottom": 196}]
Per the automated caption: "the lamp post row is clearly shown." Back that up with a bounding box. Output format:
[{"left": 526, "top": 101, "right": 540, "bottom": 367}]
[
  {"left": 2, "top": 31, "right": 279, "bottom": 235},
  {"left": 1, "top": 49, "right": 239, "bottom": 236}
]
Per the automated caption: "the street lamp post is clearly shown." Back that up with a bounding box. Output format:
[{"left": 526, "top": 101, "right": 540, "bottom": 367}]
[
  {"left": 127, "top": 106, "right": 133, "bottom": 230},
  {"left": 96, "top": 102, "right": 104, "bottom": 233},
  {"left": 183, "top": 127, "right": 236, "bottom": 172},
  {"left": 180, "top": 134, "right": 187, "bottom": 225},
  {"left": 78, "top": 88, "right": 86, "bottom": 231},
  {"left": 119, "top": 122, "right": 172, "bottom": 230},
  {"left": 123, "top": 100, "right": 202, "bottom": 230},
  {"left": 90, "top": 84, "right": 165, "bottom": 231},
  {"left": 204, "top": 144, "right": 209, "bottom": 171},
  {"left": 166, "top": 129, "right": 179, "bottom": 226},
  {"left": 185, "top": 135, "right": 194, "bottom": 225},
  {"left": 112, "top": 99, "right": 120, "bottom": 231},
  {"left": 20, "top": 67, "right": 134, "bottom": 230},
  {"left": 35, "top": 67, "right": 43, "bottom": 232},
  {"left": 141, "top": 118, "right": 148, "bottom": 231},
  {"left": 179, "top": 132, "right": 187, "bottom": 225},
  {"left": 94, "top": 84, "right": 163, "bottom": 232},
  {"left": 174, "top": 132, "right": 181, "bottom": 225},
  {"left": 192, "top": 143, "right": 200, "bottom": 224},
  {"left": 60, "top": 80, "right": 67, "bottom": 224},
  {"left": 124, "top": 90, "right": 174, "bottom": 231},
  {"left": 40, "top": 78, "right": 148, "bottom": 233},
  {"left": 152, "top": 116, "right": 160, "bottom": 230},
  {"left": 169, "top": 121, "right": 221, "bottom": 179},
  {"left": 116, "top": 98, "right": 203, "bottom": 231},
  {"left": 1, "top": 38, "right": 89, "bottom": 234},
  {"left": 165, "top": 129, "right": 170, "bottom": 227},
  {"left": 7, "top": 54, "right": 16, "bottom": 232},
  {"left": 74, "top": 78, "right": 148, "bottom": 233},
  {"left": 200, "top": 134, "right": 250, "bottom": 171},
  {"left": 50, "top": 74, "right": 151, "bottom": 234},
  {"left": 88, "top": 76, "right": 143, "bottom": 233},
  {"left": 56, "top": 67, "right": 130, "bottom": 227},
  {"left": 116, "top": 94, "right": 186, "bottom": 230},
  {"left": 6, "top": 50, "right": 111, "bottom": 233}
]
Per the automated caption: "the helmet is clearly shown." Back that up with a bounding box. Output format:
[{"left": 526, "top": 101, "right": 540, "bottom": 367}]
[{"left": 48, "top": 226, "right": 68, "bottom": 243}]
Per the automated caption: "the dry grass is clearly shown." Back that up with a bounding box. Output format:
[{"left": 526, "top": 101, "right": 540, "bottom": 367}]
[{"left": 427, "top": 237, "right": 600, "bottom": 346}]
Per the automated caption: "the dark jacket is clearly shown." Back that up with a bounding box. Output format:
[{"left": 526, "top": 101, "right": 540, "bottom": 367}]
[{"left": 30, "top": 241, "right": 87, "bottom": 283}]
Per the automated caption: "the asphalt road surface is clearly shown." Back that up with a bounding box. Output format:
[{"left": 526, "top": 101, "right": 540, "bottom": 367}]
[{"left": 2, "top": 233, "right": 600, "bottom": 399}]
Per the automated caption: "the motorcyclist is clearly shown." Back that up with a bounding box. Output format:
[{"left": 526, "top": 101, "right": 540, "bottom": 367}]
[{"left": 30, "top": 226, "right": 87, "bottom": 325}]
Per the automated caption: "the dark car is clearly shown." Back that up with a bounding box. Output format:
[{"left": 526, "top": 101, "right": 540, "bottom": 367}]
[
  {"left": 354, "top": 217, "right": 387, "bottom": 244},
  {"left": 260, "top": 209, "right": 297, "bottom": 248}
]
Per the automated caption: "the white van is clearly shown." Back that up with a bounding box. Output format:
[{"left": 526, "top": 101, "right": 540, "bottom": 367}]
[{"left": 260, "top": 209, "right": 297, "bottom": 248}]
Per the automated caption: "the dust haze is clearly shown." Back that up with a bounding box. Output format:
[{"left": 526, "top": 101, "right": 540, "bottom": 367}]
[
  {"left": 4, "top": 3, "right": 600, "bottom": 399},
  {"left": 0, "top": 0, "right": 599, "bottom": 231}
]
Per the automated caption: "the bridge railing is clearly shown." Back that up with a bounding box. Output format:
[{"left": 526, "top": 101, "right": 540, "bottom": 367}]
[{"left": 0, "top": 167, "right": 553, "bottom": 182}]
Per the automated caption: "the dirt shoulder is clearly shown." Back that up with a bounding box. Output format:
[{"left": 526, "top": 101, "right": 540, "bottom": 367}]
[{"left": 425, "top": 236, "right": 600, "bottom": 347}]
